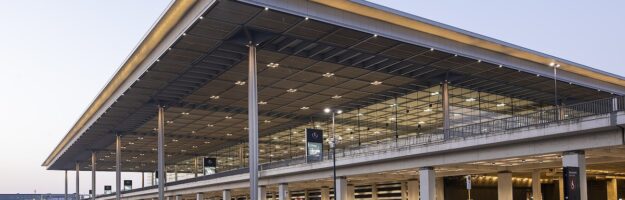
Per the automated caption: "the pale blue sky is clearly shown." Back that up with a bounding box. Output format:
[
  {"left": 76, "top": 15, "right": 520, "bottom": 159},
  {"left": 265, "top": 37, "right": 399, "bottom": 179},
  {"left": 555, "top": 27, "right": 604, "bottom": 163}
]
[{"left": 0, "top": 0, "right": 623, "bottom": 194}]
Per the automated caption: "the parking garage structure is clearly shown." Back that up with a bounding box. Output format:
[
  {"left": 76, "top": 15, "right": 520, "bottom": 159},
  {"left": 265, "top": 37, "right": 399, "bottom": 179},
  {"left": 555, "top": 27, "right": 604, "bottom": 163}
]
[{"left": 42, "top": 0, "right": 625, "bottom": 200}]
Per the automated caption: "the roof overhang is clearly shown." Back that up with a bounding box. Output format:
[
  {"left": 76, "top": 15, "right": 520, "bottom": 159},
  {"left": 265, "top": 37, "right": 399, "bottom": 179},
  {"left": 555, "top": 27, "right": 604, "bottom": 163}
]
[
  {"left": 42, "top": 0, "right": 625, "bottom": 170},
  {"left": 311, "top": 0, "right": 625, "bottom": 88}
]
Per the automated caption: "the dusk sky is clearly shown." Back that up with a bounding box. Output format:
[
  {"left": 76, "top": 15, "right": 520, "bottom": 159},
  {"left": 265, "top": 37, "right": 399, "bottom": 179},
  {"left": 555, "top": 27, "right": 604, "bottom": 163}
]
[{"left": 0, "top": 0, "right": 623, "bottom": 194}]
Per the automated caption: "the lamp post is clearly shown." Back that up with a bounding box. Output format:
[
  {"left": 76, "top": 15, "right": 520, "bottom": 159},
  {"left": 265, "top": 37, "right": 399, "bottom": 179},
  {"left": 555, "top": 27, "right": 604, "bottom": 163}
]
[{"left": 324, "top": 108, "right": 342, "bottom": 198}]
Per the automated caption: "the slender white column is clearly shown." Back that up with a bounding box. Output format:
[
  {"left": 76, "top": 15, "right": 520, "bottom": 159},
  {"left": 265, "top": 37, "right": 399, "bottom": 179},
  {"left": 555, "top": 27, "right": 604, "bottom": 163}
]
[
  {"left": 562, "top": 151, "right": 587, "bottom": 200},
  {"left": 400, "top": 182, "right": 407, "bottom": 200},
  {"left": 346, "top": 185, "right": 355, "bottom": 200},
  {"left": 142, "top": 172, "right": 145, "bottom": 188},
  {"left": 435, "top": 177, "right": 444, "bottom": 200},
  {"left": 115, "top": 134, "right": 122, "bottom": 200},
  {"left": 76, "top": 162, "right": 80, "bottom": 200},
  {"left": 371, "top": 184, "right": 378, "bottom": 200},
  {"left": 174, "top": 165, "right": 178, "bottom": 181},
  {"left": 175, "top": 195, "right": 182, "bottom": 200},
  {"left": 497, "top": 172, "right": 513, "bottom": 200},
  {"left": 196, "top": 193, "right": 204, "bottom": 200},
  {"left": 278, "top": 183, "right": 289, "bottom": 200},
  {"left": 259, "top": 186, "right": 267, "bottom": 200},
  {"left": 532, "top": 170, "right": 542, "bottom": 200},
  {"left": 223, "top": 190, "right": 231, "bottom": 200},
  {"left": 321, "top": 187, "right": 329, "bottom": 200},
  {"left": 607, "top": 178, "right": 617, "bottom": 200},
  {"left": 65, "top": 170, "right": 68, "bottom": 200},
  {"left": 420, "top": 167, "right": 435, "bottom": 200},
  {"left": 194, "top": 157, "right": 199, "bottom": 178},
  {"left": 335, "top": 177, "right": 348, "bottom": 200},
  {"left": 248, "top": 43, "right": 259, "bottom": 200},
  {"left": 91, "top": 151, "right": 97, "bottom": 200},
  {"left": 158, "top": 105, "right": 166, "bottom": 200},
  {"left": 407, "top": 180, "right": 419, "bottom": 200}
]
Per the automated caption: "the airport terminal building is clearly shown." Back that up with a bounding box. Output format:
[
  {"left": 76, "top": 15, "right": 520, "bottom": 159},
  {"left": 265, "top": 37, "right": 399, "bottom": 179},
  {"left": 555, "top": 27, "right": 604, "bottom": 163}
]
[{"left": 42, "top": 0, "right": 625, "bottom": 200}]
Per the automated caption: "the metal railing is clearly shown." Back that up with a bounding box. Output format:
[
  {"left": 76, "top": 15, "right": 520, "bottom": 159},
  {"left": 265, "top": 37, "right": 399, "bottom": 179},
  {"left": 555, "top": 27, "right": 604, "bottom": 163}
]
[{"left": 100, "top": 96, "right": 624, "bottom": 197}]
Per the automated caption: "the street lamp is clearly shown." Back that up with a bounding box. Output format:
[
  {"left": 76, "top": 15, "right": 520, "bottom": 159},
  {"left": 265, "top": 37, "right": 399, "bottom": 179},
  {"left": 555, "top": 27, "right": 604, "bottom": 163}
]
[{"left": 324, "top": 108, "right": 342, "bottom": 198}]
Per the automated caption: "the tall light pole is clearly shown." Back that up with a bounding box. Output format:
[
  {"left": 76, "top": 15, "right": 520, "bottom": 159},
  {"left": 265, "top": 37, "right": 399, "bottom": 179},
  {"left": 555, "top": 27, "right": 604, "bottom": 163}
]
[{"left": 324, "top": 108, "right": 342, "bottom": 197}]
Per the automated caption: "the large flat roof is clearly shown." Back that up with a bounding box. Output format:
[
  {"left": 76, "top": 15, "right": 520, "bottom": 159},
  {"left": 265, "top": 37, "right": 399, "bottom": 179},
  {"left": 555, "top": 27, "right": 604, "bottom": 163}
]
[{"left": 43, "top": 0, "right": 624, "bottom": 171}]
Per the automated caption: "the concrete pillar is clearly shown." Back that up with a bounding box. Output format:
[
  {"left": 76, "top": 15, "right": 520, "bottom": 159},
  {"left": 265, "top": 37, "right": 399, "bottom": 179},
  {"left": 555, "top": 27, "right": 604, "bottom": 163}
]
[
  {"left": 321, "top": 187, "right": 330, "bottom": 200},
  {"left": 532, "top": 170, "right": 542, "bottom": 200},
  {"left": 142, "top": 172, "right": 145, "bottom": 188},
  {"left": 336, "top": 177, "right": 348, "bottom": 200},
  {"left": 346, "top": 185, "right": 355, "bottom": 200},
  {"left": 420, "top": 167, "right": 435, "bottom": 200},
  {"left": 196, "top": 193, "right": 204, "bottom": 200},
  {"left": 278, "top": 183, "right": 289, "bottom": 200},
  {"left": 562, "top": 151, "right": 587, "bottom": 200},
  {"left": 607, "top": 178, "right": 617, "bottom": 200},
  {"left": 435, "top": 177, "right": 444, "bottom": 200},
  {"left": 400, "top": 182, "right": 407, "bottom": 200},
  {"left": 407, "top": 180, "right": 419, "bottom": 200},
  {"left": 442, "top": 81, "right": 450, "bottom": 139},
  {"left": 175, "top": 195, "right": 182, "bottom": 200},
  {"left": 497, "top": 171, "right": 513, "bottom": 200},
  {"left": 304, "top": 190, "right": 309, "bottom": 200},
  {"left": 223, "top": 189, "right": 231, "bottom": 200},
  {"left": 259, "top": 186, "right": 267, "bottom": 200},
  {"left": 558, "top": 177, "right": 564, "bottom": 200},
  {"left": 371, "top": 184, "right": 378, "bottom": 200}
]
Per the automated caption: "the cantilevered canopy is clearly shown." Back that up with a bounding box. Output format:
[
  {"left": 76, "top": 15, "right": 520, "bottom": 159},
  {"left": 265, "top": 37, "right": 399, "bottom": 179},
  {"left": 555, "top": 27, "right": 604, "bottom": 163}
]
[{"left": 44, "top": 0, "right": 621, "bottom": 172}]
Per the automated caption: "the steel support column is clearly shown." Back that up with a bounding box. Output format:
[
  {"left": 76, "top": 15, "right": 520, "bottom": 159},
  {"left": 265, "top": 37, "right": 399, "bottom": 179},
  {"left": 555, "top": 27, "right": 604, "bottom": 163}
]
[
  {"left": 278, "top": 183, "right": 288, "bottom": 200},
  {"left": 419, "top": 167, "right": 435, "bottom": 200},
  {"left": 75, "top": 162, "right": 80, "bottom": 200},
  {"left": 158, "top": 105, "right": 166, "bottom": 200},
  {"left": 142, "top": 172, "right": 145, "bottom": 188},
  {"left": 115, "top": 134, "right": 122, "bottom": 200},
  {"left": 91, "top": 151, "right": 96, "bottom": 200},
  {"left": 248, "top": 43, "right": 259, "bottom": 200},
  {"left": 532, "top": 170, "right": 542, "bottom": 200},
  {"left": 65, "top": 170, "right": 68, "bottom": 200},
  {"left": 194, "top": 157, "right": 198, "bottom": 178},
  {"left": 442, "top": 81, "right": 450, "bottom": 139}
]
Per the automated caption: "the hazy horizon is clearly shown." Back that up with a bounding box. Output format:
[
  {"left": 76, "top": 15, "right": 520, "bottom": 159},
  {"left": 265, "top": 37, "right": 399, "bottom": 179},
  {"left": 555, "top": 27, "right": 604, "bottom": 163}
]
[{"left": 0, "top": 0, "right": 623, "bottom": 194}]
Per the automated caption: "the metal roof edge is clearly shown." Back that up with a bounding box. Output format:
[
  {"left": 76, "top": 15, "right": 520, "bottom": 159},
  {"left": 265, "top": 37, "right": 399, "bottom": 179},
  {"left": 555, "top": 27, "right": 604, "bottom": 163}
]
[
  {"left": 42, "top": 0, "right": 198, "bottom": 167},
  {"left": 312, "top": 0, "right": 625, "bottom": 87}
]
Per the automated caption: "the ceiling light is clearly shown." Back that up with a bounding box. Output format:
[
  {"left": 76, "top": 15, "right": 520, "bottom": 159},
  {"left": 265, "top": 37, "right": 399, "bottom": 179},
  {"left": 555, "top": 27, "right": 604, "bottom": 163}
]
[
  {"left": 128, "top": 142, "right": 135, "bottom": 145},
  {"left": 181, "top": 112, "right": 190, "bottom": 115},
  {"left": 264, "top": 120, "right": 271, "bottom": 123},
  {"left": 430, "top": 91, "right": 439, "bottom": 96},
  {"left": 172, "top": 139, "right": 179, "bottom": 142},
  {"left": 258, "top": 101, "right": 267, "bottom": 105},
  {"left": 373, "top": 34, "right": 378, "bottom": 37},
  {"left": 266, "top": 63, "right": 279, "bottom": 68},
  {"left": 180, "top": 149, "right": 187, "bottom": 152},
  {"left": 499, "top": 65, "right": 503, "bottom": 68},
  {"left": 204, "top": 141, "right": 210, "bottom": 144},
  {"left": 332, "top": 95, "right": 342, "bottom": 99},
  {"left": 374, "top": 131, "right": 380, "bottom": 134},
  {"left": 152, "top": 148, "right": 157, "bottom": 151},
  {"left": 549, "top": 62, "right": 556, "bottom": 67},
  {"left": 300, "top": 106, "right": 310, "bottom": 110},
  {"left": 304, "top": 17, "right": 309, "bottom": 20},
  {"left": 225, "top": 116, "right": 232, "bottom": 119},
  {"left": 337, "top": 110, "right": 342, "bottom": 114},
  {"left": 264, "top": 7, "right": 269, "bottom": 11},
  {"left": 191, "top": 130, "right": 196, "bottom": 134},
  {"left": 166, "top": 120, "right": 174, "bottom": 124},
  {"left": 322, "top": 72, "right": 335, "bottom": 77},
  {"left": 424, "top": 108, "right": 432, "bottom": 112},
  {"left": 286, "top": 88, "right": 297, "bottom": 93},
  {"left": 346, "top": 128, "right": 353, "bottom": 131},
  {"left": 210, "top": 95, "right": 220, "bottom": 100},
  {"left": 389, "top": 117, "right": 396, "bottom": 121},
  {"left": 207, "top": 124, "right": 214, "bottom": 127},
  {"left": 496, "top": 103, "right": 506, "bottom": 107},
  {"left": 370, "top": 81, "right": 382, "bottom": 85},
  {"left": 324, "top": 108, "right": 331, "bottom": 113},
  {"left": 226, "top": 133, "right": 233, "bottom": 136},
  {"left": 430, "top": 48, "right": 434, "bottom": 51},
  {"left": 199, "top": 16, "right": 204, "bottom": 20},
  {"left": 243, "top": 127, "right": 248, "bottom": 130},
  {"left": 235, "top": 81, "right": 246, "bottom": 86},
  {"left": 137, "top": 137, "right": 144, "bottom": 140},
  {"left": 418, "top": 121, "right": 425, "bottom": 124},
  {"left": 466, "top": 98, "right": 476, "bottom": 102}
]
